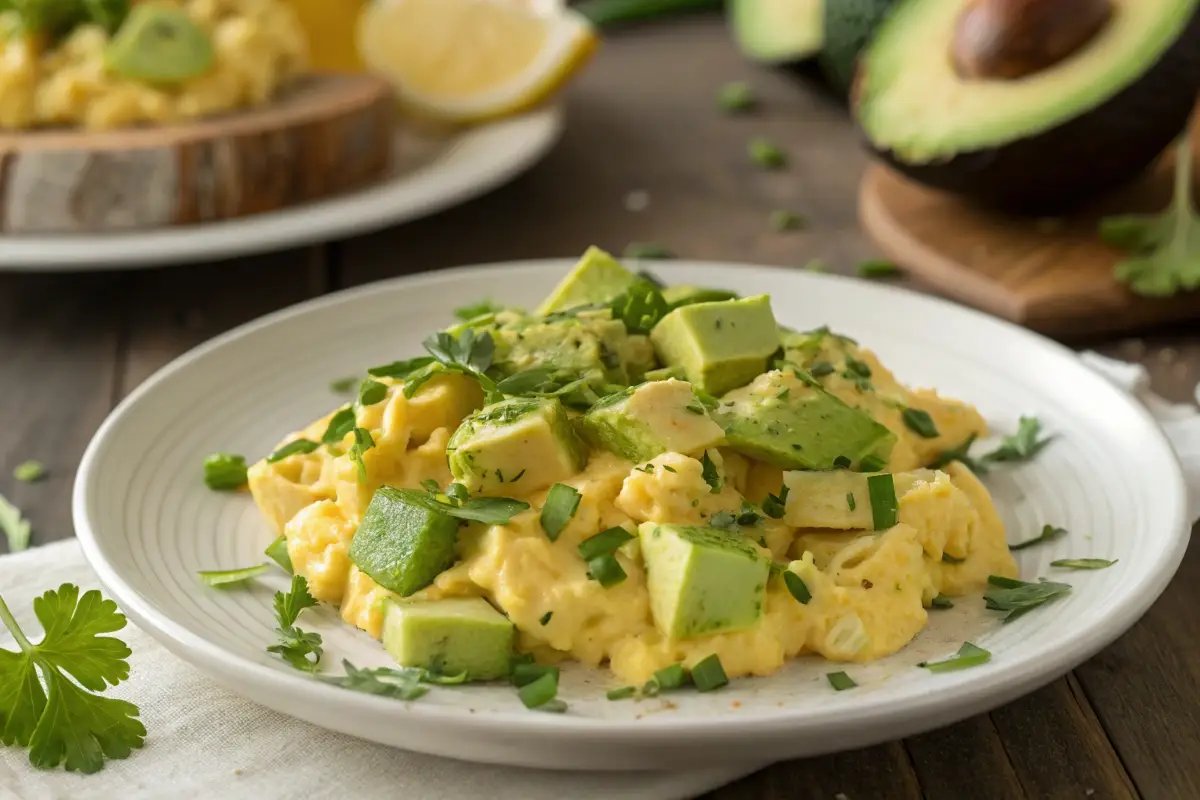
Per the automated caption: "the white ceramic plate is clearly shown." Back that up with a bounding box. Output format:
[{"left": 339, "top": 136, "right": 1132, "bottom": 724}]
[
  {"left": 74, "top": 260, "right": 1190, "bottom": 771},
  {"left": 0, "top": 108, "right": 561, "bottom": 271}
]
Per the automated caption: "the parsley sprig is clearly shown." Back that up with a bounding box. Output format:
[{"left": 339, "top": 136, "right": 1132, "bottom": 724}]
[
  {"left": 0, "top": 584, "right": 145, "bottom": 772},
  {"left": 267, "top": 575, "right": 323, "bottom": 673}
]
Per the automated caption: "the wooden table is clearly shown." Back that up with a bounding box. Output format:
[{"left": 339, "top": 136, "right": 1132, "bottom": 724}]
[{"left": 2, "top": 15, "right": 1198, "bottom": 800}]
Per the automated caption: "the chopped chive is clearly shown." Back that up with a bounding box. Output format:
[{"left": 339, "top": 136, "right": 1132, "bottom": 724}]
[
  {"left": 653, "top": 663, "right": 689, "bottom": 691},
  {"left": 858, "top": 454, "right": 887, "bottom": 472},
  {"left": 843, "top": 357, "right": 872, "bottom": 378},
  {"left": 1051, "top": 558, "right": 1117, "bottom": 570},
  {"left": 511, "top": 662, "right": 558, "bottom": 688},
  {"left": 867, "top": 473, "right": 898, "bottom": 530},
  {"left": 606, "top": 685, "right": 637, "bottom": 701},
  {"left": 769, "top": 209, "right": 804, "bottom": 232},
  {"left": 320, "top": 407, "right": 357, "bottom": 444},
  {"left": 918, "top": 642, "right": 991, "bottom": 673},
  {"left": 198, "top": 564, "right": 270, "bottom": 587},
  {"left": 623, "top": 242, "right": 674, "bottom": 260},
  {"left": 510, "top": 469, "right": 527, "bottom": 483},
  {"left": 541, "top": 483, "right": 582, "bottom": 541},
  {"left": 942, "top": 553, "right": 966, "bottom": 564},
  {"left": 826, "top": 671, "right": 856, "bottom": 691},
  {"left": 784, "top": 571, "right": 811, "bottom": 604},
  {"left": 539, "top": 611, "right": 553, "bottom": 626},
  {"left": 902, "top": 408, "right": 940, "bottom": 439},
  {"left": 691, "top": 654, "right": 729, "bottom": 692},
  {"left": 578, "top": 526, "right": 634, "bottom": 561},
  {"left": 518, "top": 671, "right": 560, "bottom": 709},
  {"left": 662, "top": 465, "right": 677, "bottom": 473},
  {"left": 587, "top": 553, "right": 627, "bottom": 587},
  {"left": 267, "top": 439, "right": 319, "bottom": 463},
  {"left": 265, "top": 535, "right": 294, "bottom": 573},
  {"left": 748, "top": 137, "right": 787, "bottom": 169},
  {"left": 358, "top": 379, "right": 388, "bottom": 407},
  {"left": 846, "top": 492, "right": 856, "bottom": 511},
  {"left": 833, "top": 455, "right": 852, "bottom": 469},
  {"left": 12, "top": 460, "right": 46, "bottom": 482},
  {"left": 931, "top": 594, "right": 954, "bottom": 609},
  {"left": 717, "top": 81, "right": 756, "bottom": 113},
  {"left": 1009, "top": 524, "right": 1067, "bottom": 551},
  {"left": 809, "top": 361, "right": 835, "bottom": 377},
  {"left": 330, "top": 376, "right": 358, "bottom": 394},
  {"left": 203, "top": 453, "right": 248, "bottom": 489},
  {"left": 857, "top": 259, "right": 899, "bottom": 278}
]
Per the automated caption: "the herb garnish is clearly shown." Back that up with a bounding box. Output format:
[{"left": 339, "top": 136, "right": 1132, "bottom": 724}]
[
  {"left": 541, "top": 484, "right": 582, "bottom": 541},
  {"left": 643, "top": 663, "right": 689, "bottom": 696},
  {"left": 858, "top": 454, "right": 887, "bottom": 472},
  {"left": 690, "top": 654, "right": 729, "bottom": 691},
  {"left": 984, "top": 416, "right": 1052, "bottom": 464},
  {"left": 348, "top": 428, "right": 376, "bottom": 482},
  {"left": 606, "top": 685, "right": 637, "bottom": 701},
  {"left": 588, "top": 554, "right": 628, "bottom": 587},
  {"left": 857, "top": 260, "right": 899, "bottom": 278},
  {"left": 942, "top": 553, "right": 966, "bottom": 564},
  {"left": 762, "top": 484, "right": 790, "bottom": 519},
  {"left": 398, "top": 485, "right": 529, "bottom": 525},
  {"left": 784, "top": 571, "right": 811, "bottom": 604},
  {"left": 918, "top": 642, "right": 991, "bottom": 673},
  {"left": 931, "top": 594, "right": 953, "bottom": 609},
  {"left": 265, "top": 535, "right": 293, "bottom": 573},
  {"left": 0, "top": 494, "right": 31, "bottom": 553},
  {"left": 266, "top": 575, "right": 323, "bottom": 673},
  {"left": 320, "top": 660, "right": 427, "bottom": 701},
  {"left": 929, "top": 434, "right": 986, "bottom": 473},
  {"left": 1051, "top": 558, "right": 1117, "bottom": 570},
  {"left": 867, "top": 473, "right": 898, "bottom": 530},
  {"left": 623, "top": 242, "right": 674, "bottom": 261},
  {"left": 366, "top": 356, "right": 436, "bottom": 381},
  {"left": 809, "top": 361, "right": 835, "bottom": 377},
  {"left": 833, "top": 455, "right": 852, "bottom": 469},
  {"left": 266, "top": 439, "right": 319, "bottom": 463},
  {"left": 717, "top": 81, "right": 756, "bottom": 113},
  {"left": 826, "top": 671, "right": 856, "bottom": 691},
  {"left": 1009, "top": 524, "right": 1067, "bottom": 551},
  {"left": 846, "top": 492, "right": 856, "bottom": 511},
  {"left": 610, "top": 279, "right": 669, "bottom": 334},
  {"left": 983, "top": 575, "right": 1072, "bottom": 623},
  {"left": 700, "top": 451, "right": 722, "bottom": 493},
  {"left": 321, "top": 407, "right": 357, "bottom": 444},
  {"left": 540, "top": 611, "right": 553, "bottom": 626},
  {"left": 748, "top": 137, "right": 786, "bottom": 170},
  {"left": 901, "top": 408, "right": 939, "bottom": 439},
  {"left": 203, "top": 453, "right": 248, "bottom": 489},
  {"left": 198, "top": 564, "right": 270, "bottom": 587},
  {"left": 330, "top": 376, "right": 358, "bottom": 394},
  {"left": 358, "top": 379, "right": 388, "bottom": 407},
  {"left": 12, "top": 461, "right": 45, "bottom": 482},
  {"left": 578, "top": 527, "right": 634, "bottom": 561},
  {"left": 0, "top": 583, "right": 144, "bottom": 772}
]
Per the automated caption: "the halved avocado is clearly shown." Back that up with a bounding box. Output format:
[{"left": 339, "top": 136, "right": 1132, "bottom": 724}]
[
  {"left": 730, "top": 0, "right": 824, "bottom": 64},
  {"left": 855, "top": 0, "right": 1200, "bottom": 213},
  {"left": 819, "top": 0, "right": 901, "bottom": 96}
]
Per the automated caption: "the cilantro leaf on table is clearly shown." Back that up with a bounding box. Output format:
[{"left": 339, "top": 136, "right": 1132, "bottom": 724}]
[
  {"left": 0, "top": 583, "right": 144, "bottom": 773},
  {"left": 1100, "top": 132, "right": 1200, "bottom": 297},
  {"left": 267, "top": 575, "right": 323, "bottom": 673}
]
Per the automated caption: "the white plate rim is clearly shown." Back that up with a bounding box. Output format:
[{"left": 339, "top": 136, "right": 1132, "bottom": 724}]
[
  {"left": 0, "top": 108, "right": 562, "bottom": 271},
  {"left": 72, "top": 259, "right": 1191, "bottom": 746}
]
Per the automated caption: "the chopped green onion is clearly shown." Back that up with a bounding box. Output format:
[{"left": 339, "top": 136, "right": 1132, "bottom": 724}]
[
  {"left": 653, "top": 663, "right": 688, "bottom": 691},
  {"left": 809, "top": 361, "right": 835, "bottom": 377},
  {"left": 691, "top": 654, "right": 729, "bottom": 692},
  {"left": 511, "top": 662, "right": 558, "bottom": 688},
  {"left": 266, "top": 439, "right": 319, "bottom": 463},
  {"left": 748, "top": 137, "right": 787, "bottom": 170},
  {"left": 858, "top": 454, "right": 887, "bottom": 472},
  {"left": 578, "top": 527, "right": 634, "bottom": 561},
  {"left": 931, "top": 594, "right": 954, "bottom": 609},
  {"left": 942, "top": 553, "right": 966, "bottom": 564},
  {"left": 606, "top": 685, "right": 637, "bottom": 701},
  {"left": 203, "top": 453, "right": 248, "bottom": 489},
  {"left": 784, "top": 571, "right": 811, "bottom": 604},
  {"left": 358, "top": 379, "right": 388, "bottom": 406},
  {"left": 717, "top": 81, "right": 756, "bottom": 113},
  {"left": 1009, "top": 524, "right": 1067, "bottom": 551},
  {"left": 846, "top": 492, "right": 856, "bottom": 511},
  {"left": 867, "top": 473, "right": 898, "bottom": 530},
  {"left": 330, "top": 376, "right": 358, "bottom": 394},
  {"left": 769, "top": 209, "right": 804, "bottom": 232},
  {"left": 518, "top": 671, "right": 560, "bottom": 709},
  {"left": 901, "top": 408, "right": 940, "bottom": 439},
  {"left": 541, "top": 483, "right": 582, "bottom": 541},
  {"left": 1051, "top": 558, "right": 1117, "bottom": 570},
  {"left": 826, "top": 671, "right": 856, "bottom": 691},
  {"left": 265, "top": 535, "right": 294, "bottom": 573},
  {"left": 12, "top": 460, "right": 46, "bottom": 482},
  {"left": 587, "top": 554, "right": 627, "bottom": 587},
  {"left": 198, "top": 564, "right": 270, "bottom": 587},
  {"left": 539, "top": 611, "right": 553, "bottom": 626},
  {"left": 918, "top": 642, "right": 992, "bottom": 673},
  {"left": 857, "top": 259, "right": 899, "bottom": 278}
]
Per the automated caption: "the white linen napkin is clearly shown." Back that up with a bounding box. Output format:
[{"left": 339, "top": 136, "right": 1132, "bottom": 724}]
[{"left": 1, "top": 352, "right": 1197, "bottom": 800}]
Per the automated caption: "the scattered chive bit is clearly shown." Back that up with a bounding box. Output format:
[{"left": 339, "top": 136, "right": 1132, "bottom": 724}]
[
  {"left": 651, "top": 663, "right": 688, "bottom": 692},
  {"left": 826, "top": 671, "right": 857, "bottom": 691},
  {"left": 918, "top": 642, "right": 991, "bottom": 673},
  {"left": 717, "top": 80, "right": 756, "bottom": 113},
  {"left": 983, "top": 575, "right": 1072, "bottom": 622},
  {"left": 0, "top": 493, "right": 31, "bottom": 553},
  {"left": 691, "top": 654, "right": 729, "bottom": 692},
  {"left": 809, "top": 361, "right": 835, "bottom": 377},
  {"left": 265, "top": 535, "right": 294, "bottom": 573},
  {"left": 203, "top": 453, "right": 248, "bottom": 490},
  {"left": 357, "top": 379, "right": 388, "bottom": 407},
  {"left": 942, "top": 553, "right": 966, "bottom": 564},
  {"left": 857, "top": 259, "right": 900, "bottom": 278},
  {"left": 578, "top": 526, "right": 634, "bottom": 561},
  {"left": 198, "top": 564, "right": 271, "bottom": 588},
  {"left": 539, "top": 611, "right": 553, "bottom": 626},
  {"left": 858, "top": 454, "right": 887, "bottom": 472},
  {"left": 833, "top": 455, "right": 852, "bottom": 469},
  {"left": 784, "top": 571, "right": 811, "bottom": 605},
  {"left": 606, "top": 685, "right": 637, "bottom": 701},
  {"left": 983, "top": 416, "right": 1052, "bottom": 464},
  {"left": 12, "top": 460, "right": 46, "bottom": 482},
  {"left": 804, "top": 259, "right": 829, "bottom": 273},
  {"left": 511, "top": 662, "right": 557, "bottom": 688},
  {"left": 518, "top": 671, "right": 563, "bottom": 711},
  {"left": 748, "top": 137, "right": 787, "bottom": 170},
  {"left": 931, "top": 594, "right": 954, "bottom": 609},
  {"left": 846, "top": 492, "right": 856, "bottom": 511},
  {"left": 901, "top": 408, "right": 939, "bottom": 439},
  {"left": 700, "top": 451, "right": 722, "bottom": 493},
  {"left": 662, "top": 465, "right": 677, "bottom": 473},
  {"left": 330, "top": 376, "right": 357, "bottom": 394},
  {"left": 1009, "top": 524, "right": 1067, "bottom": 551},
  {"left": 1051, "top": 558, "right": 1117, "bottom": 570},
  {"left": 866, "top": 473, "right": 898, "bottom": 530},
  {"left": 541, "top": 483, "right": 582, "bottom": 541},
  {"left": 266, "top": 439, "right": 319, "bottom": 463},
  {"left": 623, "top": 242, "right": 674, "bottom": 260},
  {"left": 769, "top": 209, "right": 805, "bottom": 232},
  {"left": 587, "top": 553, "right": 627, "bottom": 588}
]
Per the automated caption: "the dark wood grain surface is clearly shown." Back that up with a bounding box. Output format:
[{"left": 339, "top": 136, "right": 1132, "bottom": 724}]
[{"left": 2, "top": 14, "right": 1197, "bottom": 799}]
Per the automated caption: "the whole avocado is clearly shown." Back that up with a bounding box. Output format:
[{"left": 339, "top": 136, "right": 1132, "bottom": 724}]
[{"left": 854, "top": 0, "right": 1200, "bottom": 214}]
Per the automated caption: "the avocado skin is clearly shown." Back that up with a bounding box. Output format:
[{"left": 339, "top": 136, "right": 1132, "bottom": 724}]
[{"left": 859, "top": 7, "right": 1200, "bottom": 214}]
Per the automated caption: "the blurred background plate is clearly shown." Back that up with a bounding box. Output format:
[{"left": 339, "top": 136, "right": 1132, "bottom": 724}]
[{"left": 0, "top": 106, "right": 562, "bottom": 272}]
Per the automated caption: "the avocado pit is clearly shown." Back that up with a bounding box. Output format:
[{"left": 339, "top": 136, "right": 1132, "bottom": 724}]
[{"left": 953, "top": 0, "right": 1114, "bottom": 80}]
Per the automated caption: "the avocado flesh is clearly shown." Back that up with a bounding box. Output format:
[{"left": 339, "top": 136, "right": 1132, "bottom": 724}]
[
  {"left": 730, "top": 0, "right": 824, "bottom": 64},
  {"left": 857, "top": 0, "right": 1200, "bottom": 212}
]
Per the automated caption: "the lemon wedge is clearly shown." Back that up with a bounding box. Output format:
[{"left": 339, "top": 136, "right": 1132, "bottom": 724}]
[{"left": 357, "top": 0, "right": 598, "bottom": 124}]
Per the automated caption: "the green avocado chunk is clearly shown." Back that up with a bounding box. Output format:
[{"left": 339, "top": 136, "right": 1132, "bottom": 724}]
[
  {"left": 649, "top": 295, "right": 780, "bottom": 396},
  {"left": 447, "top": 397, "right": 587, "bottom": 495},
  {"left": 730, "top": 0, "right": 824, "bottom": 64},
  {"left": 382, "top": 597, "right": 514, "bottom": 680},
  {"left": 349, "top": 487, "right": 459, "bottom": 597},
  {"left": 638, "top": 521, "right": 770, "bottom": 640},
  {"left": 580, "top": 379, "right": 725, "bottom": 462},
  {"left": 536, "top": 247, "right": 638, "bottom": 316},
  {"left": 489, "top": 308, "right": 656, "bottom": 386},
  {"left": 105, "top": 4, "right": 215, "bottom": 83},
  {"left": 715, "top": 370, "right": 896, "bottom": 470}
]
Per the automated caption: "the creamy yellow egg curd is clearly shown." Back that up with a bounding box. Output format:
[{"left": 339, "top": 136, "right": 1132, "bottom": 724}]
[
  {"left": 0, "top": 0, "right": 307, "bottom": 130},
  {"left": 244, "top": 247, "right": 1018, "bottom": 698}
]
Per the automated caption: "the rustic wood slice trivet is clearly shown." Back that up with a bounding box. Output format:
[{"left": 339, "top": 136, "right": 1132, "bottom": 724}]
[
  {"left": 858, "top": 127, "right": 1200, "bottom": 338},
  {"left": 0, "top": 73, "right": 395, "bottom": 234}
]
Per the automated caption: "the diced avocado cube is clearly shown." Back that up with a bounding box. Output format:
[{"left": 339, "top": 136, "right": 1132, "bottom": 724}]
[
  {"left": 448, "top": 397, "right": 587, "bottom": 495},
  {"left": 649, "top": 295, "right": 780, "bottom": 396},
  {"left": 491, "top": 311, "right": 655, "bottom": 386},
  {"left": 536, "top": 246, "right": 638, "bottom": 316},
  {"left": 580, "top": 379, "right": 725, "bottom": 462},
  {"left": 349, "top": 486, "right": 459, "bottom": 597},
  {"left": 382, "top": 597, "right": 514, "bottom": 680},
  {"left": 661, "top": 285, "right": 739, "bottom": 310},
  {"left": 783, "top": 469, "right": 933, "bottom": 529},
  {"left": 638, "top": 521, "right": 770, "bottom": 640},
  {"left": 716, "top": 370, "right": 896, "bottom": 470}
]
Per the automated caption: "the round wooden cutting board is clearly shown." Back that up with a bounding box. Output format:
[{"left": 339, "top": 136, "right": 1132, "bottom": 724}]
[
  {"left": 859, "top": 126, "right": 1200, "bottom": 338},
  {"left": 0, "top": 73, "right": 395, "bottom": 234}
]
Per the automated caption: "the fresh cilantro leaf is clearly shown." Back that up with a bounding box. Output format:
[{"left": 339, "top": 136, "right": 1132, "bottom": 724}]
[
  {"left": 541, "top": 484, "right": 582, "bottom": 541},
  {"left": 735, "top": 502, "right": 763, "bottom": 527},
  {"left": 453, "top": 299, "right": 502, "bottom": 321},
  {"left": 273, "top": 574, "right": 317, "bottom": 629},
  {"left": 422, "top": 329, "right": 499, "bottom": 398},
  {"left": 0, "top": 494, "right": 31, "bottom": 553},
  {"left": 268, "top": 575, "right": 322, "bottom": 673},
  {"left": 348, "top": 428, "right": 376, "bottom": 482},
  {"left": 203, "top": 453, "right": 247, "bottom": 491},
  {"left": 700, "top": 451, "right": 722, "bottom": 494},
  {"left": 983, "top": 575, "right": 1072, "bottom": 623},
  {"left": 762, "top": 484, "right": 790, "bottom": 519},
  {"left": 12, "top": 461, "right": 45, "bottom": 483},
  {"left": 198, "top": 564, "right": 270, "bottom": 587},
  {"left": 321, "top": 407, "right": 357, "bottom": 445},
  {"left": 367, "top": 356, "right": 436, "bottom": 380},
  {"left": 357, "top": 379, "right": 388, "bottom": 407},
  {"left": 0, "top": 584, "right": 144, "bottom": 773},
  {"left": 444, "top": 482, "right": 470, "bottom": 505},
  {"left": 610, "top": 280, "right": 669, "bottom": 334},
  {"left": 1101, "top": 133, "right": 1200, "bottom": 296},
  {"left": 395, "top": 487, "right": 529, "bottom": 525},
  {"left": 266, "top": 439, "right": 319, "bottom": 463},
  {"left": 1009, "top": 524, "right": 1067, "bottom": 551},
  {"left": 983, "top": 416, "right": 1052, "bottom": 464}
]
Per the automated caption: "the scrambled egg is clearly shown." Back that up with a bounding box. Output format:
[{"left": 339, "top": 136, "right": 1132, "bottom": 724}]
[
  {"left": 0, "top": 0, "right": 307, "bottom": 130},
  {"left": 249, "top": 360, "right": 1017, "bottom": 686}
]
